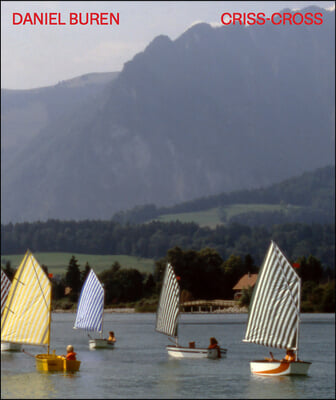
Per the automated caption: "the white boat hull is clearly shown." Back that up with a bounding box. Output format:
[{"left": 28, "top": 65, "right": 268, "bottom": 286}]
[
  {"left": 250, "top": 360, "right": 311, "bottom": 376},
  {"left": 1, "top": 342, "right": 22, "bottom": 352},
  {"left": 166, "top": 345, "right": 226, "bottom": 359},
  {"left": 89, "top": 338, "right": 115, "bottom": 350}
]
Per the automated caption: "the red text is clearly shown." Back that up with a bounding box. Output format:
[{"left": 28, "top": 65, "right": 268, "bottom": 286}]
[{"left": 221, "top": 12, "right": 323, "bottom": 26}]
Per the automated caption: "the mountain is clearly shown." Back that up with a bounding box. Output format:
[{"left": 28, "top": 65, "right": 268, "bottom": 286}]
[
  {"left": 1, "top": 6, "right": 334, "bottom": 224},
  {"left": 1, "top": 72, "right": 118, "bottom": 162}
]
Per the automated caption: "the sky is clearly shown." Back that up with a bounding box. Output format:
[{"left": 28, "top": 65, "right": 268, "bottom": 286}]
[{"left": 1, "top": 1, "right": 335, "bottom": 90}]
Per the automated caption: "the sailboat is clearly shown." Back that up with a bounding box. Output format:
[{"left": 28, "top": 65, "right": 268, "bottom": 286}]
[
  {"left": 74, "top": 268, "right": 115, "bottom": 350},
  {"left": 1, "top": 250, "right": 81, "bottom": 372},
  {"left": 156, "top": 263, "right": 227, "bottom": 359},
  {"left": 1, "top": 270, "right": 22, "bottom": 352},
  {"left": 243, "top": 241, "right": 311, "bottom": 376}
]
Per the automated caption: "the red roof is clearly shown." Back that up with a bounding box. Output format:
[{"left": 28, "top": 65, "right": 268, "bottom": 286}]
[{"left": 232, "top": 273, "right": 258, "bottom": 290}]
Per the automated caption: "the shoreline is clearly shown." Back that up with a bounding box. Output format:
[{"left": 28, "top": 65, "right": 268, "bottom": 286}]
[
  {"left": 53, "top": 308, "right": 136, "bottom": 313},
  {"left": 53, "top": 306, "right": 248, "bottom": 314}
]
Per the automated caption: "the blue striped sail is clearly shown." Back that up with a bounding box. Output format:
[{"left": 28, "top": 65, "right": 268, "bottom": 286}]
[
  {"left": 74, "top": 269, "right": 104, "bottom": 333},
  {"left": 1, "top": 270, "right": 12, "bottom": 316},
  {"left": 156, "top": 263, "right": 180, "bottom": 338}
]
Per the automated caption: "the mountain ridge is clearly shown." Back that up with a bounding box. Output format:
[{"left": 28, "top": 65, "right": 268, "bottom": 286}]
[{"left": 1, "top": 6, "right": 334, "bottom": 223}]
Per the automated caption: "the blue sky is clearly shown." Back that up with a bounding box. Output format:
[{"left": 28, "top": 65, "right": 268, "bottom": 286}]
[{"left": 1, "top": 1, "right": 334, "bottom": 90}]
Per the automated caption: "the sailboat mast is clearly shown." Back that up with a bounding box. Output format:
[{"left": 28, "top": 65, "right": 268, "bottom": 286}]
[
  {"left": 101, "top": 285, "right": 105, "bottom": 339},
  {"left": 176, "top": 283, "right": 181, "bottom": 346},
  {"left": 295, "top": 277, "right": 302, "bottom": 360},
  {"left": 47, "top": 283, "right": 52, "bottom": 355}
]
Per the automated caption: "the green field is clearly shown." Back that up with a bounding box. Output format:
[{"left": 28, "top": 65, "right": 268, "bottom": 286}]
[
  {"left": 1, "top": 253, "right": 155, "bottom": 276},
  {"left": 155, "top": 207, "right": 223, "bottom": 228},
  {"left": 155, "top": 203, "right": 299, "bottom": 228},
  {"left": 1, "top": 204, "right": 301, "bottom": 273}
]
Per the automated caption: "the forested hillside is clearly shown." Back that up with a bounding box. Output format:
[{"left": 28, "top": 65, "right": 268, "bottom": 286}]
[
  {"left": 112, "top": 165, "right": 335, "bottom": 225},
  {"left": 1, "top": 220, "right": 334, "bottom": 274},
  {"left": 2, "top": 166, "right": 334, "bottom": 270}
]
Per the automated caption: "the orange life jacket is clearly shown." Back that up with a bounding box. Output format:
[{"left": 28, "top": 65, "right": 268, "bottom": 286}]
[
  {"left": 66, "top": 351, "right": 77, "bottom": 360},
  {"left": 285, "top": 353, "right": 295, "bottom": 362},
  {"left": 208, "top": 344, "right": 221, "bottom": 358}
]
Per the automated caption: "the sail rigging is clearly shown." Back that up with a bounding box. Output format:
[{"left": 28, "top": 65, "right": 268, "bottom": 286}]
[
  {"left": 1, "top": 250, "right": 51, "bottom": 346},
  {"left": 155, "top": 263, "right": 180, "bottom": 338},
  {"left": 243, "top": 241, "right": 300, "bottom": 350},
  {"left": 1, "top": 270, "right": 12, "bottom": 315},
  {"left": 74, "top": 269, "right": 104, "bottom": 333}
]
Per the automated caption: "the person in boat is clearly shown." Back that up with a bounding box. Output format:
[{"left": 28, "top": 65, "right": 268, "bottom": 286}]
[
  {"left": 64, "top": 345, "right": 77, "bottom": 360},
  {"left": 108, "top": 331, "right": 116, "bottom": 343},
  {"left": 265, "top": 351, "right": 276, "bottom": 361},
  {"left": 282, "top": 349, "right": 296, "bottom": 362},
  {"left": 208, "top": 337, "right": 221, "bottom": 358}
]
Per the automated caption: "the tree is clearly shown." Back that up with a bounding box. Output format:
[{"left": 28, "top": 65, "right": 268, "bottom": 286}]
[
  {"left": 100, "top": 263, "right": 145, "bottom": 304},
  {"left": 143, "top": 273, "right": 155, "bottom": 297},
  {"left": 320, "top": 281, "right": 335, "bottom": 312},
  {"left": 52, "top": 278, "right": 66, "bottom": 301},
  {"left": 244, "top": 254, "right": 257, "bottom": 273},
  {"left": 41, "top": 264, "right": 49, "bottom": 277},
  {"left": 239, "top": 286, "right": 254, "bottom": 308},
  {"left": 222, "top": 254, "right": 245, "bottom": 299},
  {"left": 81, "top": 262, "right": 91, "bottom": 286},
  {"left": 297, "top": 255, "right": 323, "bottom": 283},
  {"left": 3, "top": 260, "right": 15, "bottom": 280},
  {"left": 65, "top": 256, "right": 81, "bottom": 301}
]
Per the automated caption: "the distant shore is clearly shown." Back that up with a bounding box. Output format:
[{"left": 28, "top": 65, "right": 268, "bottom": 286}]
[
  {"left": 53, "top": 306, "right": 248, "bottom": 314},
  {"left": 53, "top": 308, "right": 136, "bottom": 313}
]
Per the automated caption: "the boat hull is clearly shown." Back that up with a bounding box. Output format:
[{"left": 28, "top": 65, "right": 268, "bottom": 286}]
[
  {"left": 35, "top": 353, "right": 81, "bottom": 372},
  {"left": 166, "top": 345, "right": 227, "bottom": 359},
  {"left": 250, "top": 360, "right": 311, "bottom": 376},
  {"left": 89, "top": 338, "right": 115, "bottom": 350},
  {"left": 1, "top": 342, "right": 22, "bottom": 352}
]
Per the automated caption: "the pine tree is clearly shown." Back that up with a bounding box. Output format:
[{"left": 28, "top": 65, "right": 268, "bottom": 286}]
[{"left": 65, "top": 256, "right": 81, "bottom": 295}]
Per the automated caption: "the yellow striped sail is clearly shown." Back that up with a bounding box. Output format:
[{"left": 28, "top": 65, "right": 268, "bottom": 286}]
[{"left": 1, "top": 250, "right": 51, "bottom": 347}]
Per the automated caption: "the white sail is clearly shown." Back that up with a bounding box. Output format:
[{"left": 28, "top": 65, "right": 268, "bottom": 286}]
[
  {"left": 1, "top": 250, "right": 51, "bottom": 346},
  {"left": 243, "top": 241, "right": 300, "bottom": 350},
  {"left": 156, "top": 263, "right": 180, "bottom": 338},
  {"left": 74, "top": 269, "right": 104, "bottom": 333},
  {"left": 1, "top": 270, "right": 12, "bottom": 315}
]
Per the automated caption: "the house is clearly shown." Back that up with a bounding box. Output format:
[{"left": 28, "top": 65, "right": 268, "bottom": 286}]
[{"left": 232, "top": 272, "right": 258, "bottom": 300}]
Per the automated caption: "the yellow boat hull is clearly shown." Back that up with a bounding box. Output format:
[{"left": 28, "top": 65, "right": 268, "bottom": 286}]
[{"left": 35, "top": 353, "right": 81, "bottom": 372}]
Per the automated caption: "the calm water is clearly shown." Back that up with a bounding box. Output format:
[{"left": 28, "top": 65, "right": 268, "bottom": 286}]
[{"left": 1, "top": 313, "right": 335, "bottom": 399}]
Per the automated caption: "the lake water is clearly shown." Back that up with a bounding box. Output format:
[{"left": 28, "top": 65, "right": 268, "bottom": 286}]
[{"left": 1, "top": 313, "right": 335, "bottom": 399}]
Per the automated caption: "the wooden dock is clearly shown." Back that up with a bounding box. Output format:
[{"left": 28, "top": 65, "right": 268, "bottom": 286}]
[{"left": 180, "top": 299, "right": 238, "bottom": 313}]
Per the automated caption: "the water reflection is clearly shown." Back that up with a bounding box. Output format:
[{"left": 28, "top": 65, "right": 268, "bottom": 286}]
[
  {"left": 155, "top": 359, "right": 184, "bottom": 396},
  {"left": 245, "top": 374, "right": 310, "bottom": 399},
  {"left": 1, "top": 314, "right": 334, "bottom": 399},
  {"left": 2, "top": 371, "right": 57, "bottom": 399}
]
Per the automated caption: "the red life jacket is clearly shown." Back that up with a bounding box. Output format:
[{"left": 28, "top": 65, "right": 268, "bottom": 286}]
[
  {"left": 208, "top": 344, "right": 221, "bottom": 358},
  {"left": 66, "top": 351, "right": 77, "bottom": 360}
]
